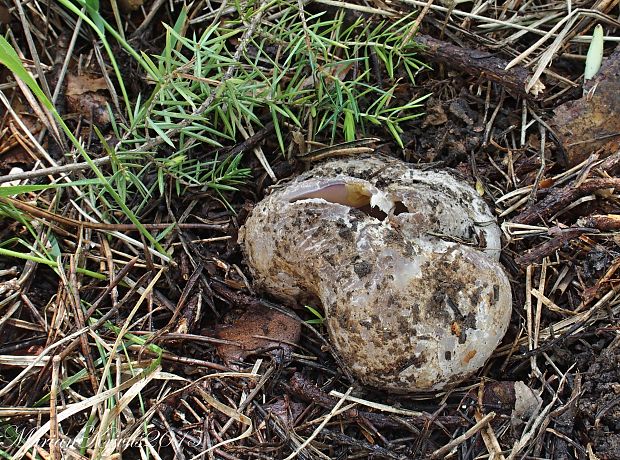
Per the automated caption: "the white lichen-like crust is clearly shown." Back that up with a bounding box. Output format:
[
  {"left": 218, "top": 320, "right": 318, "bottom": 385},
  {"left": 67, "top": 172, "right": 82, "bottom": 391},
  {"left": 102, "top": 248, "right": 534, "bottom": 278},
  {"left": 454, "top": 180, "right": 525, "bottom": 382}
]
[{"left": 239, "top": 154, "right": 512, "bottom": 392}]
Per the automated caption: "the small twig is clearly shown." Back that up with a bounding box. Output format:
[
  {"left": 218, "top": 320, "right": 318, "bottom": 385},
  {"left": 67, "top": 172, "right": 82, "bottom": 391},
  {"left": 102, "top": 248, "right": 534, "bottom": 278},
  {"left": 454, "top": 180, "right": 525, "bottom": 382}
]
[
  {"left": 475, "top": 409, "right": 506, "bottom": 460},
  {"left": 237, "top": 120, "right": 276, "bottom": 181},
  {"left": 483, "top": 88, "right": 505, "bottom": 146},
  {"left": 401, "top": 0, "right": 434, "bottom": 46},
  {"left": 525, "top": 265, "right": 537, "bottom": 376},
  {"left": 49, "top": 356, "right": 61, "bottom": 460},
  {"left": 529, "top": 117, "right": 547, "bottom": 205},
  {"left": 414, "top": 34, "right": 538, "bottom": 98},
  {"left": 296, "top": 138, "right": 379, "bottom": 165},
  {"left": 285, "top": 387, "right": 353, "bottom": 460},
  {"left": 0, "top": 266, "right": 19, "bottom": 277},
  {"left": 158, "top": 409, "right": 187, "bottom": 460},
  {"left": 506, "top": 367, "right": 572, "bottom": 460},
  {"left": 514, "top": 227, "right": 595, "bottom": 267},
  {"left": 12, "top": 0, "right": 53, "bottom": 102},
  {"left": 513, "top": 178, "right": 620, "bottom": 225},
  {"left": 0, "top": 196, "right": 226, "bottom": 231},
  {"left": 430, "top": 412, "right": 496, "bottom": 459},
  {"left": 50, "top": 19, "right": 80, "bottom": 107},
  {"left": 288, "top": 373, "right": 467, "bottom": 429},
  {"left": 217, "top": 365, "right": 275, "bottom": 437},
  {"left": 581, "top": 214, "right": 620, "bottom": 231},
  {"left": 252, "top": 402, "right": 313, "bottom": 460},
  {"left": 224, "top": 120, "right": 275, "bottom": 159},
  {"left": 328, "top": 390, "right": 424, "bottom": 417},
  {"left": 321, "top": 429, "right": 404, "bottom": 460},
  {"left": 313, "top": 0, "right": 397, "bottom": 16},
  {"left": 130, "top": 0, "right": 167, "bottom": 39}
]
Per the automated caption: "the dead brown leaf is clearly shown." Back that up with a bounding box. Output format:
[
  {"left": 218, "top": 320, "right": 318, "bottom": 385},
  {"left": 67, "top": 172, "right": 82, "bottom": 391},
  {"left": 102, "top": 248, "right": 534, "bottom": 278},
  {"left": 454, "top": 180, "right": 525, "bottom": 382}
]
[
  {"left": 65, "top": 73, "right": 111, "bottom": 126},
  {"left": 214, "top": 305, "right": 301, "bottom": 364},
  {"left": 552, "top": 47, "right": 620, "bottom": 167},
  {"left": 0, "top": 146, "right": 31, "bottom": 168},
  {"left": 421, "top": 98, "right": 448, "bottom": 127}
]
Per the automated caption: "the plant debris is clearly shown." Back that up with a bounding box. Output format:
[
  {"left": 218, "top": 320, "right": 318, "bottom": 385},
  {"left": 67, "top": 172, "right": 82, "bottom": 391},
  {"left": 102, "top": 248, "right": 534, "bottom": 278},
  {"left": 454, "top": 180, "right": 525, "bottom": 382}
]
[{"left": 1, "top": 0, "right": 620, "bottom": 458}]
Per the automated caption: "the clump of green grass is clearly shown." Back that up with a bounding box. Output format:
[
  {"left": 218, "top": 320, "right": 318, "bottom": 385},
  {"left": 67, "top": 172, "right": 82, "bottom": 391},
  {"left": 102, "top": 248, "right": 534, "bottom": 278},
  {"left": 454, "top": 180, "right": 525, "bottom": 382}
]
[
  {"left": 2, "top": 1, "right": 428, "bottom": 224},
  {"left": 134, "top": 5, "right": 429, "bottom": 148},
  {"left": 102, "top": 4, "right": 429, "bottom": 208}
]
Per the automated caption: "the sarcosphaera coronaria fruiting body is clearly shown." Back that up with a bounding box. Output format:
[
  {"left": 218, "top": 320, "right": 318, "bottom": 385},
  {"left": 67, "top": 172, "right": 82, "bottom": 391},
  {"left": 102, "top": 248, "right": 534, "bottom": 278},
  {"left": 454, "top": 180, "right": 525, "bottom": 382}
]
[{"left": 240, "top": 155, "right": 512, "bottom": 392}]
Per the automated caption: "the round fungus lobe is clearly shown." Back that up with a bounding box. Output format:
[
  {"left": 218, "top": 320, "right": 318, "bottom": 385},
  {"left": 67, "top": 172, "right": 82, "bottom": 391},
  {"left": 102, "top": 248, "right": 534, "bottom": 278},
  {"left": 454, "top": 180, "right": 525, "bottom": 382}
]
[{"left": 239, "top": 155, "right": 512, "bottom": 392}]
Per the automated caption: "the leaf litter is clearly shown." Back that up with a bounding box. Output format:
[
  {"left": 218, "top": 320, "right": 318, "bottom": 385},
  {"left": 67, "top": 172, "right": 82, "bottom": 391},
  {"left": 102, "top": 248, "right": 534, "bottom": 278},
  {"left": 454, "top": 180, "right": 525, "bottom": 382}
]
[{"left": 0, "top": 0, "right": 620, "bottom": 459}]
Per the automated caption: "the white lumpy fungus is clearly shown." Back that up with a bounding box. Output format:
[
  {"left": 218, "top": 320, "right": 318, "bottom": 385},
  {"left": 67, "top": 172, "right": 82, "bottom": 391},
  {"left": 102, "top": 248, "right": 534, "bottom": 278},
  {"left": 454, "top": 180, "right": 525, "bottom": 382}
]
[{"left": 239, "top": 155, "right": 512, "bottom": 392}]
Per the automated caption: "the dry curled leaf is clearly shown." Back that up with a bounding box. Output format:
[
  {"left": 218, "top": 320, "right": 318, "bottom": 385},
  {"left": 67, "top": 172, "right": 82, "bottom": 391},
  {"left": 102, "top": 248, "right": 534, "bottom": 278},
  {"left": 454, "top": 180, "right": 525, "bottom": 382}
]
[
  {"left": 552, "top": 47, "right": 620, "bottom": 167},
  {"left": 65, "top": 73, "right": 111, "bottom": 126},
  {"left": 513, "top": 380, "right": 542, "bottom": 420},
  {"left": 214, "top": 305, "right": 301, "bottom": 364}
]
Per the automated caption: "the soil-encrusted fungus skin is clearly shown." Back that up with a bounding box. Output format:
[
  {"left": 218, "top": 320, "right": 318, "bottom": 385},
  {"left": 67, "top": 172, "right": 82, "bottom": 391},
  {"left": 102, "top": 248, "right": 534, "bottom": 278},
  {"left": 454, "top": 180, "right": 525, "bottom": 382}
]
[{"left": 239, "top": 155, "right": 512, "bottom": 392}]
